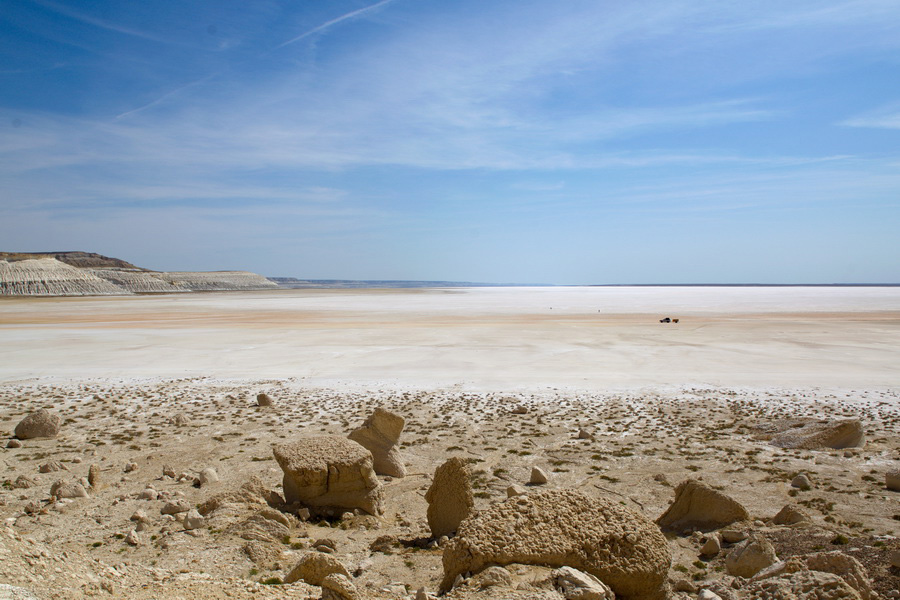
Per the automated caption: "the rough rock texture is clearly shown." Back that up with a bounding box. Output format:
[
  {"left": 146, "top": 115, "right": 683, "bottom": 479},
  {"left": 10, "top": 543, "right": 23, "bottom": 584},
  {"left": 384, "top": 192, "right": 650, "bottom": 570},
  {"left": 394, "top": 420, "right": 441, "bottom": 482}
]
[
  {"left": 88, "top": 269, "right": 188, "bottom": 293},
  {"left": 156, "top": 271, "right": 278, "bottom": 291},
  {"left": 769, "top": 419, "right": 865, "bottom": 450},
  {"left": 272, "top": 436, "right": 384, "bottom": 516},
  {"left": 554, "top": 566, "right": 615, "bottom": 600},
  {"left": 440, "top": 489, "right": 671, "bottom": 600},
  {"left": 256, "top": 393, "right": 274, "bottom": 407},
  {"left": 766, "top": 552, "right": 875, "bottom": 600},
  {"left": 725, "top": 534, "right": 778, "bottom": 578},
  {"left": 426, "top": 457, "right": 474, "bottom": 538},
  {"left": 0, "top": 251, "right": 141, "bottom": 270},
  {"left": 50, "top": 480, "right": 89, "bottom": 499},
  {"left": 14, "top": 409, "right": 61, "bottom": 439},
  {"left": 320, "top": 573, "right": 359, "bottom": 600},
  {"left": 347, "top": 407, "right": 406, "bottom": 478},
  {"left": 656, "top": 479, "right": 750, "bottom": 533},
  {"left": 283, "top": 552, "right": 350, "bottom": 585},
  {"left": 743, "top": 570, "right": 863, "bottom": 600},
  {"left": 886, "top": 470, "right": 900, "bottom": 492},
  {"left": 197, "top": 476, "right": 281, "bottom": 516},
  {"left": 0, "top": 258, "right": 128, "bottom": 296},
  {"left": 772, "top": 503, "right": 810, "bottom": 526}
]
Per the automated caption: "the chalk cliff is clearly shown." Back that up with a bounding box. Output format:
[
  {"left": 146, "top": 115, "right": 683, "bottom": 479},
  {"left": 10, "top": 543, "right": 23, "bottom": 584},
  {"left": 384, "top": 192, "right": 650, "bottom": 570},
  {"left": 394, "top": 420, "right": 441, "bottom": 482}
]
[{"left": 0, "top": 253, "right": 279, "bottom": 296}]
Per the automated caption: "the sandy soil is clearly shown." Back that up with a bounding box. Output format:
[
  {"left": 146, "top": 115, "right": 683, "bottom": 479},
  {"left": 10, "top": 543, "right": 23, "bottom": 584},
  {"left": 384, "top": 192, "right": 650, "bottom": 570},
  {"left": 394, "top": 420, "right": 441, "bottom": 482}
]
[{"left": 0, "top": 287, "right": 898, "bottom": 599}]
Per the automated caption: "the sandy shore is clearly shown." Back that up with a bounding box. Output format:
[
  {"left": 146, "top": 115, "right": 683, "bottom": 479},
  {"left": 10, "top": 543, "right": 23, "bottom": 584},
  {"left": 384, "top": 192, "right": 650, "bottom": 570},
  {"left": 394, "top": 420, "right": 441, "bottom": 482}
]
[{"left": 0, "top": 287, "right": 898, "bottom": 599}]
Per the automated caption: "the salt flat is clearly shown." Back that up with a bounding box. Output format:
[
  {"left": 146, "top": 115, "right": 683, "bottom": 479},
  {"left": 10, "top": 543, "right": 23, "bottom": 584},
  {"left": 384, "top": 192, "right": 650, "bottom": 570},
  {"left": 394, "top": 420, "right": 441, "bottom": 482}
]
[{"left": 1, "top": 286, "right": 898, "bottom": 390}]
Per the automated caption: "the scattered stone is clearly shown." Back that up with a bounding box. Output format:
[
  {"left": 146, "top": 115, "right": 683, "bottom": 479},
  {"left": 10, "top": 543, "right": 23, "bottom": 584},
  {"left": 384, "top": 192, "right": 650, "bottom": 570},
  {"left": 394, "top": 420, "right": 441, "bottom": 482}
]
[
  {"left": 506, "top": 484, "right": 528, "bottom": 497},
  {"left": 772, "top": 503, "right": 810, "bottom": 526},
  {"left": 197, "top": 467, "right": 219, "bottom": 486},
  {"left": 656, "top": 479, "right": 749, "bottom": 533},
  {"left": 698, "top": 590, "right": 722, "bottom": 600},
  {"left": 50, "top": 480, "right": 89, "bottom": 499},
  {"left": 576, "top": 428, "right": 594, "bottom": 440},
  {"left": 14, "top": 409, "right": 61, "bottom": 439},
  {"left": 700, "top": 534, "right": 721, "bottom": 557},
  {"left": 720, "top": 529, "right": 748, "bottom": 543},
  {"left": 284, "top": 552, "right": 351, "bottom": 586},
  {"left": 467, "top": 566, "right": 513, "bottom": 589},
  {"left": 725, "top": 533, "right": 778, "bottom": 578},
  {"left": 426, "top": 457, "right": 474, "bottom": 538},
  {"left": 554, "top": 566, "right": 615, "bottom": 600},
  {"left": 770, "top": 419, "right": 865, "bottom": 450},
  {"left": 138, "top": 488, "right": 158, "bottom": 501},
  {"left": 183, "top": 509, "right": 205, "bottom": 530},
  {"left": 160, "top": 499, "right": 191, "bottom": 514},
  {"left": 791, "top": 473, "right": 812, "bottom": 490},
  {"left": 162, "top": 465, "right": 176, "bottom": 478},
  {"left": 760, "top": 551, "right": 875, "bottom": 600},
  {"left": 440, "top": 489, "right": 671, "bottom": 600},
  {"left": 172, "top": 413, "right": 190, "bottom": 426},
  {"left": 125, "top": 530, "right": 141, "bottom": 546},
  {"left": 38, "top": 461, "right": 67, "bottom": 473},
  {"left": 273, "top": 436, "right": 384, "bottom": 517},
  {"left": 321, "top": 573, "right": 360, "bottom": 600},
  {"left": 886, "top": 470, "right": 900, "bottom": 492},
  {"left": 124, "top": 462, "right": 138, "bottom": 473},
  {"left": 347, "top": 407, "right": 407, "bottom": 478},
  {"left": 890, "top": 550, "right": 900, "bottom": 569},
  {"left": 6, "top": 439, "right": 22, "bottom": 448},
  {"left": 88, "top": 464, "right": 102, "bottom": 489},
  {"left": 0, "top": 584, "right": 41, "bottom": 600},
  {"left": 130, "top": 509, "right": 148, "bottom": 523},
  {"left": 529, "top": 467, "right": 549, "bottom": 485},
  {"left": 13, "top": 475, "right": 36, "bottom": 489},
  {"left": 256, "top": 393, "right": 274, "bottom": 407},
  {"left": 511, "top": 405, "right": 528, "bottom": 414},
  {"left": 744, "top": 570, "right": 862, "bottom": 599},
  {"left": 242, "top": 541, "right": 282, "bottom": 568}
]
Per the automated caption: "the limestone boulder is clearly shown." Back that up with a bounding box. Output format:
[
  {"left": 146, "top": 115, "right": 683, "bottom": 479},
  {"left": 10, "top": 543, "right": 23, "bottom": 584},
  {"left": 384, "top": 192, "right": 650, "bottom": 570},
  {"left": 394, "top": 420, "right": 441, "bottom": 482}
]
[
  {"left": 256, "top": 393, "right": 274, "bottom": 407},
  {"left": 284, "top": 552, "right": 350, "bottom": 585},
  {"left": 743, "top": 570, "right": 862, "bottom": 599},
  {"left": 886, "top": 469, "right": 900, "bottom": 492},
  {"left": 770, "top": 419, "right": 865, "bottom": 450},
  {"left": 656, "top": 479, "right": 749, "bottom": 533},
  {"left": 14, "top": 409, "right": 61, "bottom": 439},
  {"left": 440, "top": 489, "right": 671, "bottom": 600},
  {"left": 761, "top": 551, "right": 874, "bottom": 600},
  {"left": 772, "top": 503, "right": 810, "bottom": 526},
  {"left": 321, "top": 573, "right": 360, "bottom": 600},
  {"left": 554, "top": 566, "right": 615, "bottom": 600},
  {"left": 426, "top": 457, "right": 474, "bottom": 538},
  {"left": 347, "top": 407, "right": 406, "bottom": 478},
  {"left": 725, "top": 534, "right": 778, "bottom": 578},
  {"left": 272, "top": 436, "right": 383, "bottom": 516},
  {"left": 50, "top": 480, "right": 88, "bottom": 499}
]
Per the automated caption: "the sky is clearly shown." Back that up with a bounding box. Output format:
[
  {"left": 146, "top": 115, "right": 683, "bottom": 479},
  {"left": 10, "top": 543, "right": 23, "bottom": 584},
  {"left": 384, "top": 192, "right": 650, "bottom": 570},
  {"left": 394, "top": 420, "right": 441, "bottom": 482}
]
[{"left": 1, "top": 0, "right": 899, "bottom": 284}]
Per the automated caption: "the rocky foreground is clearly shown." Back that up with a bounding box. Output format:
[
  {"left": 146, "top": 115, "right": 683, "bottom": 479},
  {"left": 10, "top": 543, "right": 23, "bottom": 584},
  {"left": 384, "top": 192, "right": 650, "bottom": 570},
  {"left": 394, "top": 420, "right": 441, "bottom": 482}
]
[
  {"left": 0, "top": 252, "right": 277, "bottom": 296},
  {"left": 0, "top": 380, "right": 898, "bottom": 599}
]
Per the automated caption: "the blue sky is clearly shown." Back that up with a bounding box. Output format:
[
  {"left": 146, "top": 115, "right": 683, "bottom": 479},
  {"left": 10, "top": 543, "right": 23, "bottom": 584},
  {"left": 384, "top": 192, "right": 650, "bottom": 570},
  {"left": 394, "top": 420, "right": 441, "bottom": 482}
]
[{"left": 1, "top": 0, "right": 899, "bottom": 283}]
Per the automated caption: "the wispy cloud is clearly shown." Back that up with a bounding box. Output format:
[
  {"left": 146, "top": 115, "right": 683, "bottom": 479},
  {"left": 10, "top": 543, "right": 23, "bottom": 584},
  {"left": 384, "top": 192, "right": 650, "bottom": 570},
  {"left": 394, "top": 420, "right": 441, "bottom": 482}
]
[
  {"left": 29, "top": 0, "right": 175, "bottom": 45},
  {"left": 276, "top": 0, "right": 396, "bottom": 48},
  {"left": 840, "top": 104, "right": 900, "bottom": 130}
]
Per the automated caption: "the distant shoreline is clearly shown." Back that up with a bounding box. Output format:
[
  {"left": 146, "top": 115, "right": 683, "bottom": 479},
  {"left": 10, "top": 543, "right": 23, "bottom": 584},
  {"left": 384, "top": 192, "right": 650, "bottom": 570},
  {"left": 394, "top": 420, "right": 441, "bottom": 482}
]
[{"left": 269, "top": 278, "right": 900, "bottom": 289}]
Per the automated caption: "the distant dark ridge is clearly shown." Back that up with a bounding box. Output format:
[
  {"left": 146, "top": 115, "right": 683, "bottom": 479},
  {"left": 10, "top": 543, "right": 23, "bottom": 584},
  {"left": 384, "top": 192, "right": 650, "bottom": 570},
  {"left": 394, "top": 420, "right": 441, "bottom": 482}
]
[
  {"left": 0, "top": 251, "right": 144, "bottom": 271},
  {"left": 269, "top": 278, "right": 553, "bottom": 289}
]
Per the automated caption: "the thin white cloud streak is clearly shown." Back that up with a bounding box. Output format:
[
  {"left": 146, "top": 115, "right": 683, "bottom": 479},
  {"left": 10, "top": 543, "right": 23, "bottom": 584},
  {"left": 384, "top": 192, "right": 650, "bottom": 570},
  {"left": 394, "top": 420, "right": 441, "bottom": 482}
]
[
  {"left": 840, "top": 104, "right": 900, "bottom": 130},
  {"left": 29, "top": 0, "right": 175, "bottom": 45},
  {"left": 115, "top": 75, "right": 218, "bottom": 120},
  {"left": 276, "top": 0, "right": 396, "bottom": 48}
]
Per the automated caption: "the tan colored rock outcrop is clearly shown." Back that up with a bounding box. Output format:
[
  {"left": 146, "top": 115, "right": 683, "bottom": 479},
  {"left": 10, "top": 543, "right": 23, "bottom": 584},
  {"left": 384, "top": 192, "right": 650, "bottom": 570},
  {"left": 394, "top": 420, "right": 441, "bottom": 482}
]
[
  {"left": 656, "top": 479, "right": 749, "bottom": 533},
  {"left": 347, "top": 407, "right": 406, "bottom": 478},
  {"left": 272, "top": 436, "right": 383, "bottom": 516},
  {"left": 156, "top": 271, "right": 278, "bottom": 291},
  {"left": 744, "top": 570, "right": 863, "bottom": 600},
  {"left": 15, "top": 409, "right": 61, "bottom": 439},
  {"left": 440, "top": 489, "right": 671, "bottom": 600},
  {"left": 425, "top": 457, "right": 474, "bottom": 538},
  {"left": 284, "top": 552, "right": 351, "bottom": 585},
  {"left": 769, "top": 419, "right": 865, "bottom": 449},
  {"left": 725, "top": 533, "right": 778, "bottom": 578},
  {"left": 755, "top": 551, "right": 874, "bottom": 600},
  {"left": 772, "top": 503, "right": 810, "bottom": 526}
]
